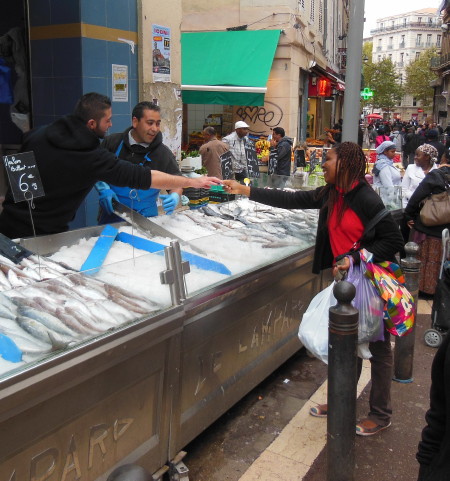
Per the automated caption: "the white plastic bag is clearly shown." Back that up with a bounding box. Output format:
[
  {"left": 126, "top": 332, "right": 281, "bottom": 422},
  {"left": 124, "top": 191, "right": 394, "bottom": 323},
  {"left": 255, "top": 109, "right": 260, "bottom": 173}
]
[{"left": 298, "top": 282, "right": 336, "bottom": 364}]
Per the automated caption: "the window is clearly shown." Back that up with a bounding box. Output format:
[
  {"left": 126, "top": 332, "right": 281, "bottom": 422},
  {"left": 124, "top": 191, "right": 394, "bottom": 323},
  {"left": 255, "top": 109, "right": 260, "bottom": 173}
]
[
  {"left": 378, "top": 55, "right": 381, "bottom": 62},
  {"left": 403, "top": 18, "right": 407, "bottom": 26},
  {"left": 415, "top": 52, "right": 420, "bottom": 60},
  {"left": 310, "top": 0, "right": 315, "bottom": 22},
  {"left": 413, "top": 98, "right": 417, "bottom": 106},
  {"left": 418, "top": 16, "right": 422, "bottom": 23},
  {"left": 416, "top": 34, "right": 422, "bottom": 46},
  {"left": 427, "top": 34, "right": 432, "bottom": 46},
  {"left": 381, "top": 22, "right": 384, "bottom": 29},
  {"left": 400, "top": 53, "right": 404, "bottom": 63},
  {"left": 429, "top": 17, "right": 433, "bottom": 24},
  {"left": 437, "top": 34, "right": 442, "bottom": 47},
  {"left": 391, "top": 20, "right": 394, "bottom": 27}
]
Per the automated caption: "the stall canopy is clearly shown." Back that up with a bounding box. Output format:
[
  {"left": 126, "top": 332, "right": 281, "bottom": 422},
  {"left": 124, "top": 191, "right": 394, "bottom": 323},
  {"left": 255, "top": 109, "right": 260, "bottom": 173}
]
[{"left": 181, "top": 30, "right": 280, "bottom": 106}]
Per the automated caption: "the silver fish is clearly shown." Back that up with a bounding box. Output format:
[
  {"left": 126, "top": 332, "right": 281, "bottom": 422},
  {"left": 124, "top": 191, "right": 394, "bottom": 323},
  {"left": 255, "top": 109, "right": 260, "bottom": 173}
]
[{"left": 17, "top": 306, "right": 78, "bottom": 338}]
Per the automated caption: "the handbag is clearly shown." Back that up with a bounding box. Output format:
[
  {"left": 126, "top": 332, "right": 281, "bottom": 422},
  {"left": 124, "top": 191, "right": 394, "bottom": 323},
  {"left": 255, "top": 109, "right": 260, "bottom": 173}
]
[
  {"left": 359, "top": 249, "right": 415, "bottom": 337},
  {"left": 419, "top": 171, "right": 450, "bottom": 227}
]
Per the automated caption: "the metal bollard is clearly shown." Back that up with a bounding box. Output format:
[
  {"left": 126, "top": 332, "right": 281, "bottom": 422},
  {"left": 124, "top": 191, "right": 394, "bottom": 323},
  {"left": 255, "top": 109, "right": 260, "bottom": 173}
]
[
  {"left": 327, "top": 281, "right": 359, "bottom": 481},
  {"left": 393, "top": 242, "right": 421, "bottom": 383}
]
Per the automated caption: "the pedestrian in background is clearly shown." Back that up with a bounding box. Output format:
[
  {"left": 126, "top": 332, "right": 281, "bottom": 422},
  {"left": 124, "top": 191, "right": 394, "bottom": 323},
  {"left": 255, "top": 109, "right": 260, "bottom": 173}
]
[
  {"left": 223, "top": 142, "right": 404, "bottom": 436},
  {"left": 404, "top": 148, "right": 450, "bottom": 295},
  {"left": 223, "top": 121, "right": 250, "bottom": 182},
  {"left": 271, "top": 127, "right": 293, "bottom": 176},
  {"left": 199, "top": 126, "right": 228, "bottom": 179},
  {"left": 402, "top": 144, "right": 438, "bottom": 208}
]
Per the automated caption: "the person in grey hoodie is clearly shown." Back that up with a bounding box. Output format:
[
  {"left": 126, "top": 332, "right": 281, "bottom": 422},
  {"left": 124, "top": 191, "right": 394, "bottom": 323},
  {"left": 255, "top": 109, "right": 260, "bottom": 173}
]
[{"left": 271, "top": 127, "right": 293, "bottom": 176}]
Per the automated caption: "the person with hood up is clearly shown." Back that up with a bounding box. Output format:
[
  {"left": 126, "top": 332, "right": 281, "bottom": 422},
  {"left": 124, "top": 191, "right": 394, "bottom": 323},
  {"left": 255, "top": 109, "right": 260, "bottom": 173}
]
[
  {"left": 271, "top": 127, "right": 293, "bottom": 176},
  {"left": 372, "top": 140, "right": 402, "bottom": 209}
]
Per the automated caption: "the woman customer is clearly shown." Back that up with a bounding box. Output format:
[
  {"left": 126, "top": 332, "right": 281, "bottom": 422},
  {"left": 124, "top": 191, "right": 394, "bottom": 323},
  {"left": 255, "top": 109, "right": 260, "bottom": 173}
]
[
  {"left": 404, "top": 150, "right": 450, "bottom": 295},
  {"left": 372, "top": 140, "right": 402, "bottom": 209},
  {"left": 224, "top": 142, "right": 404, "bottom": 436},
  {"left": 402, "top": 144, "right": 438, "bottom": 208}
]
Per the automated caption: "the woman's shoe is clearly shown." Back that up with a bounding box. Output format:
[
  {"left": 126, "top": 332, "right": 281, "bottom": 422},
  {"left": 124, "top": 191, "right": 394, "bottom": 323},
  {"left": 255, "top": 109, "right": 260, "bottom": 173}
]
[
  {"left": 356, "top": 419, "right": 391, "bottom": 436},
  {"left": 309, "top": 403, "right": 328, "bottom": 417}
]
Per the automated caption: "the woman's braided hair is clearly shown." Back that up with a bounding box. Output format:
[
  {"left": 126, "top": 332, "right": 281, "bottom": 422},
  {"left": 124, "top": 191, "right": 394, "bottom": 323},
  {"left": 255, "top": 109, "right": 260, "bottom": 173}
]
[{"left": 325, "top": 141, "right": 367, "bottom": 222}]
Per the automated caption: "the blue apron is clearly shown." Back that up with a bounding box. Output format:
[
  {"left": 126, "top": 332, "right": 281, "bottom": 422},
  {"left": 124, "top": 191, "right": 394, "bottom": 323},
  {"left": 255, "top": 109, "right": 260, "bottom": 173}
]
[{"left": 111, "top": 140, "right": 159, "bottom": 217}]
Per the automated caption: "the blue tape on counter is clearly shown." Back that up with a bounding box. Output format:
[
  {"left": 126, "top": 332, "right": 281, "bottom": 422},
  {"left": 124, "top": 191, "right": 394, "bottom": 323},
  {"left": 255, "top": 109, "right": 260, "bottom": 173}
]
[
  {"left": 116, "top": 232, "right": 231, "bottom": 276},
  {"left": 0, "top": 333, "right": 22, "bottom": 362},
  {"left": 80, "top": 225, "right": 119, "bottom": 274}
]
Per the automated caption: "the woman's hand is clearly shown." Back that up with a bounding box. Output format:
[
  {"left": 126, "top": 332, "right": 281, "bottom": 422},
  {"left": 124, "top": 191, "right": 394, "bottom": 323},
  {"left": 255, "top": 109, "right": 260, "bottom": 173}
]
[
  {"left": 332, "top": 256, "right": 350, "bottom": 280},
  {"left": 223, "top": 180, "right": 250, "bottom": 196},
  {"left": 407, "top": 220, "right": 414, "bottom": 229}
]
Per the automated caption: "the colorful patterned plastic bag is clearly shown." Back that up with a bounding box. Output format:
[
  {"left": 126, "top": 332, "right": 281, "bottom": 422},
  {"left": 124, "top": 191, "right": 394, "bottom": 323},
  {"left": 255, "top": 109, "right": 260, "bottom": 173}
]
[{"left": 359, "top": 249, "right": 415, "bottom": 337}]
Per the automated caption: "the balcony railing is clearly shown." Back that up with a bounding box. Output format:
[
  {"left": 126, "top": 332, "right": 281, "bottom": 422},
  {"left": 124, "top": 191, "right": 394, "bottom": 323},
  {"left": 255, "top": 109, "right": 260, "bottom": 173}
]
[
  {"left": 371, "top": 20, "right": 441, "bottom": 34},
  {"left": 430, "top": 53, "right": 450, "bottom": 69}
]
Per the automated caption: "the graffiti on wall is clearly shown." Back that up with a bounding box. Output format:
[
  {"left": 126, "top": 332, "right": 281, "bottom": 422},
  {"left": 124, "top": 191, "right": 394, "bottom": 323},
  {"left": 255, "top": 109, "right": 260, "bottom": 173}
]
[{"left": 236, "top": 101, "right": 284, "bottom": 135}]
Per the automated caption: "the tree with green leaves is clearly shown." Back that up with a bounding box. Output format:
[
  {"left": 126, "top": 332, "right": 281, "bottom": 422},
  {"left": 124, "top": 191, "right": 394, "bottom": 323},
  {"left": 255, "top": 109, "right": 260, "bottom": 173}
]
[
  {"left": 362, "top": 55, "right": 403, "bottom": 115},
  {"left": 404, "top": 47, "right": 439, "bottom": 111}
]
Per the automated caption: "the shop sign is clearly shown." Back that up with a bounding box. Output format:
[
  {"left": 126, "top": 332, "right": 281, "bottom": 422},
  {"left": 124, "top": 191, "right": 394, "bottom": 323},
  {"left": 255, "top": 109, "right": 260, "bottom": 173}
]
[
  {"left": 317, "top": 78, "right": 332, "bottom": 97},
  {"left": 152, "top": 25, "right": 171, "bottom": 82},
  {"left": 417, "top": 109, "right": 424, "bottom": 112}
]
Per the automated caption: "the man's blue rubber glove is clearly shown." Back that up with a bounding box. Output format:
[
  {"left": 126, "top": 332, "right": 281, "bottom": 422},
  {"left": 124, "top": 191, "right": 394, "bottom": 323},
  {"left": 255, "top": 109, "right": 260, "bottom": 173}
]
[
  {"left": 160, "top": 192, "right": 180, "bottom": 215},
  {"left": 95, "top": 181, "right": 118, "bottom": 215}
]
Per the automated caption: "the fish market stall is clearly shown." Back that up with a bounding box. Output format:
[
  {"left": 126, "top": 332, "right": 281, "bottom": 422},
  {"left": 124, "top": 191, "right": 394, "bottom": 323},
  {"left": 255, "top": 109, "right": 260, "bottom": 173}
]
[{"left": 0, "top": 198, "right": 320, "bottom": 478}]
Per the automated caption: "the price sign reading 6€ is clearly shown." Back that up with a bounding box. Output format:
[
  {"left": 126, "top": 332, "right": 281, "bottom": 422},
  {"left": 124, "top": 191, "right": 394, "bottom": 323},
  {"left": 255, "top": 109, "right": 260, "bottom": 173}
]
[{"left": 3, "top": 151, "right": 45, "bottom": 203}]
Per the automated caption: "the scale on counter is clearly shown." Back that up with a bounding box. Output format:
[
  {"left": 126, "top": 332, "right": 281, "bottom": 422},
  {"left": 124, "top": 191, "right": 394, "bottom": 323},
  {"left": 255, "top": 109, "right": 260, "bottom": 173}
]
[{"left": 181, "top": 166, "right": 196, "bottom": 173}]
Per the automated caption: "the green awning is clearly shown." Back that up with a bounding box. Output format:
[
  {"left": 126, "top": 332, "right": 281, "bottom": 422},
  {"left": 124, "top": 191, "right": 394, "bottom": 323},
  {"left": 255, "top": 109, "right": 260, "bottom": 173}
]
[{"left": 181, "top": 30, "right": 280, "bottom": 106}]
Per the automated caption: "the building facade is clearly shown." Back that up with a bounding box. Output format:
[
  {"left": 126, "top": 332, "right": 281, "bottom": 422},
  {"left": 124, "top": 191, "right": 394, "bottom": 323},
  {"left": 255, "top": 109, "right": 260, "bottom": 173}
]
[
  {"left": 431, "top": 1, "right": 450, "bottom": 128},
  {"left": 370, "top": 8, "right": 442, "bottom": 121}
]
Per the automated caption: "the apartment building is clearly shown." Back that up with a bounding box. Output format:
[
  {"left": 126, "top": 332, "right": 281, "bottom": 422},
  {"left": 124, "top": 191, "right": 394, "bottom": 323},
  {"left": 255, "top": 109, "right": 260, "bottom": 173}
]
[{"left": 370, "top": 8, "right": 442, "bottom": 121}]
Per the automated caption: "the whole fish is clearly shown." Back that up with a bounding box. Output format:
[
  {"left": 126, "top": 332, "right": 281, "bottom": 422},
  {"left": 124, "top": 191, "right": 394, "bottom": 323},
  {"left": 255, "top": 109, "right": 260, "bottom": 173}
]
[
  {"left": 0, "top": 317, "right": 52, "bottom": 354},
  {"left": 17, "top": 306, "right": 78, "bottom": 338},
  {"left": 17, "top": 316, "right": 52, "bottom": 344}
]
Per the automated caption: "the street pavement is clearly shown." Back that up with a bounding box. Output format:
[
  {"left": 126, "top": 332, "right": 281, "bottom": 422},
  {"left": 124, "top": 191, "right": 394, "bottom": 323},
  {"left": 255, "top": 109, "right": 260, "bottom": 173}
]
[{"left": 237, "top": 299, "right": 435, "bottom": 481}]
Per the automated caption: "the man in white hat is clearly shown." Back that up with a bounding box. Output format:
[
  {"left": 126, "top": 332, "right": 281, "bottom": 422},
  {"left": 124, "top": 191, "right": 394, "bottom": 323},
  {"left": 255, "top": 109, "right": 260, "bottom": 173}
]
[{"left": 223, "top": 120, "right": 250, "bottom": 181}]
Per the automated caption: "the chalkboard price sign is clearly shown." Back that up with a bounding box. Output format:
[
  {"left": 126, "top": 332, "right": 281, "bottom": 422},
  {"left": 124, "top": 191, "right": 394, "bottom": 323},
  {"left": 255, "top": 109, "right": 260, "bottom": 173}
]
[
  {"left": 309, "top": 149, "right": 319, "bottom": 173},
  {"left": 220, "top": 150, "right": 233, "bottom": 180},
  {"left": 3, "top": 151, "right": 45, "bottom": 203},
  {"left": 268, "top": 149, "right": 278, "bottom": 175},
  {"left": 244, "top": 141, "right": 260, "bottom": 178},
  {"left": 295, "top": 149, "right": 306, "bottom": 168}
]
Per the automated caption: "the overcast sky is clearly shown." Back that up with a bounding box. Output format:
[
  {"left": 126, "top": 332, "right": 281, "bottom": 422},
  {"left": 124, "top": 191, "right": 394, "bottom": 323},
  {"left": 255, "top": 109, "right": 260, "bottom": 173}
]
[{"left": 363, "top": 0, "right": 442, "bottom": 38}]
